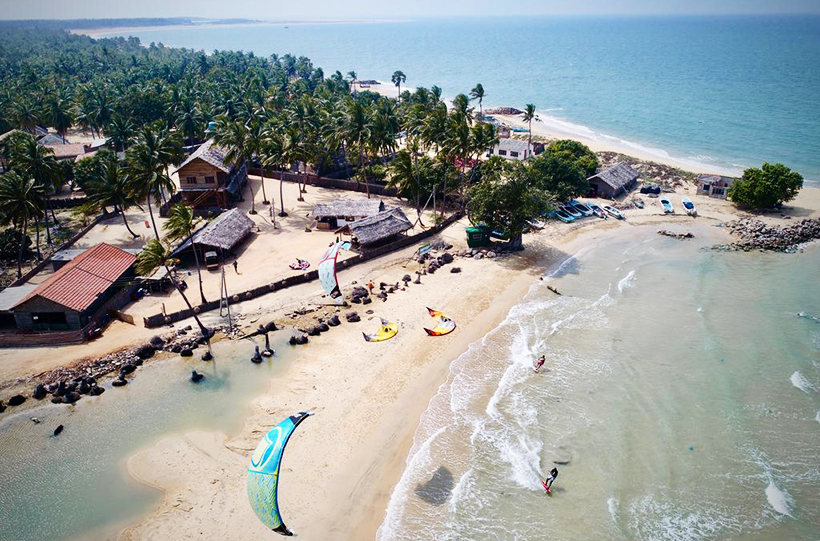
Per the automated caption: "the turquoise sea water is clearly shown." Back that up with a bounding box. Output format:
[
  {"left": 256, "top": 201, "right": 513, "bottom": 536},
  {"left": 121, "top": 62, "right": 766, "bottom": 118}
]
[
  {"left": 379, "top": 227, "right": 820, "bottom": 540},
  {"left": 98, "top": 16, "right": 820, "bottom": 182}
]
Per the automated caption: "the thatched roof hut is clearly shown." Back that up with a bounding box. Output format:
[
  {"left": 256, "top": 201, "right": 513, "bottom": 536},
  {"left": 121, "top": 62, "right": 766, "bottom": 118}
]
[
  {"left": 172, "top": 208, "right": 255, "bottom": 257},
  {"left": 587, "top": 162, "right": 640, "bottom": 198},
  {"left": 337, "top": 207, "right": 412, "bottom": 250},
  {"left": 312, "top": 198, "right": 385, "bottom": 230}
]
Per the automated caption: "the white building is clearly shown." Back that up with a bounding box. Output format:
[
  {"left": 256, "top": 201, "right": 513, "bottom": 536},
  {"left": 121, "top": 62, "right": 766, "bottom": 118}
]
[{"left": 487, "top": 138, "right": 541, "bottom": 161}]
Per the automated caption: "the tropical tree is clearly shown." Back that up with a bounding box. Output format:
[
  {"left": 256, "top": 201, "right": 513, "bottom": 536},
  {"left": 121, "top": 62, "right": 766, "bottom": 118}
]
[
  {"left": 163, "top": 203, "right": 207, "bottom": 304},
  {"left": 545, "top": 139, "right": 599, "bottom": 178},
  {"left": 0, "top": 171, "right": 46, "bottom": 277},
  {"left": 391, "top": 70, "right": 407, "bottom": 100},
  {"left": 347, "top": 70, "right": 358, "bottom": 92},
  {"left": 136, "top": 238, "right": 210, "bottom": 336},
  {"left": 470, "top": 83, "right": 486, "bottom": 120},
  {"left": 214, "top": 117, "right": 257, "bottom": 212},
  {"left": 523, "top": 103, "right": 536, "bottom": 157},
  {"left": 12, "top": 99, "right": 40, "bottom": 133},
  {"left": 79, "top": 151, "right": 140, "bottom": 238},
  {"left": 260, "top": 127, "right": 289, "bottom": 217},
  {"left": 47, "top": 96, "right": 74, "bottom": 142},
  {"left": 107, "top": 115, "right": 135, "bottom": 152},
  {"left": 340, "top": 98, "right": 372, "bottom": 198},
  {"left": 728, "top": 162, "right": 804, "bottom": 209},
  {"left": 526, "top": 153, "right": 587, "bottom": 203}
]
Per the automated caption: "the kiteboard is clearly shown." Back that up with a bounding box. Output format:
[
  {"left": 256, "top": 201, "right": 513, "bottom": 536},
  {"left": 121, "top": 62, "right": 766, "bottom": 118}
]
[
  {"left": 423, "top": 308, "right": 456, "bottom": 336},
  {"left": 541, "top": 480, "right": 551, "bottom": 494}
]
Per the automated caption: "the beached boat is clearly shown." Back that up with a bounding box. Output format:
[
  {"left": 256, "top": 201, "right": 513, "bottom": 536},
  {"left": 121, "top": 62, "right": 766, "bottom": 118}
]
[
  {"left": 659, "top": 196, "right": 674, "bottom": 213},
  {"left": 561, "top": 205, "right": 582, "bottom": 219},
  {"left": 632, "top": 198, "right": 645, "bottom": 209},
  {"left": 603, "top": 205, "right": 625, "bottom": 219},
  {"left": 587, "top": 202, "right": 608, "bottom": 219},
  {"left": 550, "top": 209, "right": 575, "bottom": 223},
  {"left": 682, "top": 196, "right": 697, "bottom": 216},
  {"left": 569, "top": 200, "right": 593, "bottom": 217}
]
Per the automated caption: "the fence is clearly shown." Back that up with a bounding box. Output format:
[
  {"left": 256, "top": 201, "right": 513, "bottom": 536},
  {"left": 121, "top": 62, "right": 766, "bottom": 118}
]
[
  {"left": 0, "top": 323, "right": 93, "bottom": 347},
  {"left": 142, "top": 212, "right": 463, "bottom": 328},
  {"left": 248, "top": 168, "right": 399, "bottom": 198}
]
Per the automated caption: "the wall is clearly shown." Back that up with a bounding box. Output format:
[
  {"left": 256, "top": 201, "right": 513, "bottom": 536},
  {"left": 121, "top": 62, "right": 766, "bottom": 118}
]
[{"left": 177, "top": 160, "right": 224, "bottom": 190}]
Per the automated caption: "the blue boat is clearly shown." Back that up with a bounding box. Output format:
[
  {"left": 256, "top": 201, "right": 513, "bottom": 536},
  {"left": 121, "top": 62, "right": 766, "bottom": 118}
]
[
  {"left": 550, "top": 209, "right": 575, "bottom": 223},
  {"left": 569, "top": 200, "right": 593, "bottom": 217},
  {"left": 659, "top": 196, "right": 674, "bottom": 214},
  {"left": 561, "top": 204, "right": 582, "bottom": 219}
]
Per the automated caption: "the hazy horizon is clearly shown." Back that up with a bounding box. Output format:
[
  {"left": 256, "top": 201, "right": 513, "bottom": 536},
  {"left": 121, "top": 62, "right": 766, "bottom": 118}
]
[{"left": 0, "top": 0, "right": 818, "bottom": 21}]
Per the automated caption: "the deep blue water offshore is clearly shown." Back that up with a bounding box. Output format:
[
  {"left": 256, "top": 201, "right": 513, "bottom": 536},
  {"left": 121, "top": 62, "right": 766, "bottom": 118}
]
[{"left": 100, "top": 15, "right": 820, "bottom": 182}]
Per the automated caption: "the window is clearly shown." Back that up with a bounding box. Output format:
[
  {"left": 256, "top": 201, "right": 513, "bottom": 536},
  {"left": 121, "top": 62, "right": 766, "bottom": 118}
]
[
  {"left": 713, "top": 188, "right": 724, "bottom": 195},
  {"left": 510, "top": 151, "right": 519, "bottom": 158},
  {"left": 185, "top": 176, "right": 197, "bottom": 185},
  {"left": 205, "top": 176, "right": 215, "bottom": 184},
  {"left": 499, "top": 149, "right": 507, "bottom": 156}
]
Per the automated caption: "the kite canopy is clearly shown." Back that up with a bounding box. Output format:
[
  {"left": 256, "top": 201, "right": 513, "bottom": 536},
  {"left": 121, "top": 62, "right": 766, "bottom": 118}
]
[
  {"left": 363, "top": 318, "right": 398, "bottom": 342},
  {"left": 318, "top": 241, "right": 351, "bottom": 304},
  {"left": 289, "top": 259, "right": 310, "bottom": 271},
  {"left": 424, "top": 307, "right": 456, "bottom": 336},
  {"left": 247, "top": 412, "right": 312, "bottom": 536}
]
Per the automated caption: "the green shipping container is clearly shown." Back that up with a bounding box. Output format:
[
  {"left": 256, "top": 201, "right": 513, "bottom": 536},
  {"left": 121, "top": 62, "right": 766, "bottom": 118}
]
[{"left": 466, "top": 226, "right": 490, "bottom": 248}]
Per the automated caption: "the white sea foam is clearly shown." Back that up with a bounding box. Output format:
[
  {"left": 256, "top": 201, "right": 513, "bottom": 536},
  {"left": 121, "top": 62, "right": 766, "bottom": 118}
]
[
  {"left": 618, "top": 270, "right": 637, "bottom": 293},
  {"left": 765, "top": 479, "right": 794, "bottom": 517},
  {"left": 815, "top": 411, "right": 820, "bottom": 425},
  {"left": 790, "top": 371, "right": 814, "bottom": 394},
  {"left": 607, "top": 497, "right": 619, "bottom": 524}
]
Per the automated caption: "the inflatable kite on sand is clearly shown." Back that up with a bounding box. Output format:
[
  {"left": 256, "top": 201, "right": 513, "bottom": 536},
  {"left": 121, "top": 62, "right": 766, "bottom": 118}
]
[
  {"left": 289, "top": 259, "right": 310, "bottom": 271},
  {"left": 363, "top": 318, "right": 398, "bottom": 342},
  {"left": 318, "top": 241, "right": 351, "bottom": 304},
  {"left": 423, "top": 308, "right": 456, "bottom": 336},
  {"left": 247, "top": 412, "right": 312, "bottom": 536}
]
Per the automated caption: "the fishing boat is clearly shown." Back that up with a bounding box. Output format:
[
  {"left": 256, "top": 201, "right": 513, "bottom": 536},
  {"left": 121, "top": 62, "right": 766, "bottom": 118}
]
[
  {"left": 561, "top": 204, "right": 582, "bottom": 219},
  {"left": 632, "top": 198, "right": 645, "bottom": 209},
  {"left": 587, "top": 202, "right": 608, "bottom": 219},
  {"left": 681, "top": 196, "right": 697, "bottom": 216},
  {"left": 550, "top": 209, "right": 575, "bottom": 223},
  {"left": 659, "top": 196, "right": 674, "bottom": 214},
  {"left": 569, "top": 200, "right": 593, "bottom": 217},
  {"left": 603, "top": 205, "right": 625, "bottom": 219}
]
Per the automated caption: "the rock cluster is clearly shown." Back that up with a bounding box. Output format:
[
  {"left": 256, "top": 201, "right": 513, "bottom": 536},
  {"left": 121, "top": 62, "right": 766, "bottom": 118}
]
[
  {"left": 484, "top": 107, "right": 524, "bottom": 116},
  {"left": 718, "top": 218, "right": 820, "bottom": 252},
  {"left": 597, "top": 151, "right": 696, "bottom": 189},
  {"left": 657, "top": 229, "right": 694, "bottom": 240}
]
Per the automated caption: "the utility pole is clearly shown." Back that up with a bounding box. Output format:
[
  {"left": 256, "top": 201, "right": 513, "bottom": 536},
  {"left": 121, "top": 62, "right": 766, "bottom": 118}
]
[{"left": 219, "top": 264, "right": 233, "bottom": 329}]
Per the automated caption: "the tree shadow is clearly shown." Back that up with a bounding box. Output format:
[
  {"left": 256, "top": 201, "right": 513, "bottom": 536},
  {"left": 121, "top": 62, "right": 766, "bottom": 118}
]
[{"left": 414, "top": 466, "right": 454, "bottom": 506}]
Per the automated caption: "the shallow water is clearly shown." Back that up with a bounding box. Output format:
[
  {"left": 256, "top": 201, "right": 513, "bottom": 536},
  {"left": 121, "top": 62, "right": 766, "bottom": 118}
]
[
  {"left": 0, "top": 333, "right": 294, "bottom": 541},
  {"left": 380, "top": 229, "right": 820, "bottom": 540}
]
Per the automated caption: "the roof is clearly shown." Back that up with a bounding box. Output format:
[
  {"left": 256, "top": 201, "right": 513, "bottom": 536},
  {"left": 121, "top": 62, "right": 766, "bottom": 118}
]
[
  {"left": 172, "top": 208, "right": 255, "bottom": 255},
  {"left": 14, "top": 243, "right": 136, "bottom": 312},
  {"left": 495, "top": 138, "right": 530, "bottom": 152},
  {"left": 45, "top": 143, "right": 87, "bottom": 160},
  {"left": 175, "top": 139, "right": 233, "bottom": 175},
  {"left": 312, "top": 198, "right": 385, "bottom": 219},
  {"left": 343, "top": 207, "right": 412, "bottom": 246},
  {"left": 588, "top": 162, "right": 640, "bottom": 190},
  {"left": 697, "top": 174, "right": 735, "bottom": 184},
  {"left": 52, "top": 247, "right": 140, "bottom": 262},
  {"left": 38, "top": 133, "right": 68, "bottom": 145},
  {"left": 0, "top": 285, "right": 37, "bottom": 311}
]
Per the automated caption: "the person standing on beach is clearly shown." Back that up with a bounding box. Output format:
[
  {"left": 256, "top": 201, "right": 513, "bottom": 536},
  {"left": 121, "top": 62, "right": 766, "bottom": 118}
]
[
  {"left": 233, "top": 259, "right": 239, "bottom": 274},
  {"left": 534, "top": 355, "right": 546, "bottom": 373},
  {"left": 545, "top": 468, "right": 559, "bottom": 492}
]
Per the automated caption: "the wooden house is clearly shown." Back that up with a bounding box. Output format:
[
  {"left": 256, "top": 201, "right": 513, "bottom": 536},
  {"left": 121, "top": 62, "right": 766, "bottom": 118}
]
[{"left": 174, "top": 139, "right": 248, "bottom": 211}]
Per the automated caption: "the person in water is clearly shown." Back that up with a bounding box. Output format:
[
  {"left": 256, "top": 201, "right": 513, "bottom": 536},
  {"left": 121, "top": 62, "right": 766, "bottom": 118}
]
[
  {"left": 534, "top": 354, "right": 546, "bottom": 372},
  {"left": 545, "top": 468, "right": 559, "bottom": 491}
]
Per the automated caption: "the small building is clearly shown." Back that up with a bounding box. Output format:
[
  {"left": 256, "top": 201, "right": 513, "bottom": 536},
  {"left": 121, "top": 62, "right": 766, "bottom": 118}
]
[
  {"left": 587, "top": 162, "right": 640, "bottom": 199},
  {"left": 0, "top": 285, "right": 36, "bottom": 330},
  {"left": 311, "top": 198, "right": 385, "bottom": 230},
  {"left": 50, "top": 247, "right": 140, "bottom": 272},
  {"left": 173, "top": 139, "right": 248, "bottom": 211},
  {"left": 10, "top": 243, "right": 137, "bottom": 331},
  {"left": 696, "top": 174, "right": 735, "bottom": 199},
  {"left": 337, "top": 207, "right": 413, "bottom": 252},
  {"left": 171, "top": 208, "right": 255, "bottom": 261},
  {"left": 44, "top": 143, "right": 88, "bottom": 162},
  {"left": 487, "top": 138, "right": 544, "bottom": 161}
]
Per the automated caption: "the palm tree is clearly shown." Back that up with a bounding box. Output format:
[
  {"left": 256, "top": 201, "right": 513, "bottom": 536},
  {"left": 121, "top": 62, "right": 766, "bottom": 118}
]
[
  {"left": 391, "top": 70, "right": 406, "bottom": 100},
  {"left": 176, "top": 98, "right": 204, "bottom": 146},
  {"left": 523, "top": 103, "right": 536, "bottom": 157},
  {"left": 127, "top": 125, "right": 182, "bottom": 240},
  {"left": 163, "top": 203, "right": 207, "bottom": 304},
  {"left": 470, "top": 84, "right": 485, "bottom": 120},
  {"left": 341, "top": 99, "right": 372, "bottom": 198},
  {"left": 260, "top": 128, "right": 288, "bottom": 217},
  {"left": 347, "top": 71, "right": 358, "bottom": 93},
  {"left": 245, "top": 120, "right": 270, "bottom": 205},
  {"left": 136, "top": 238, "right": 210, "bottom": 336},
  {"left": 213, "top": 117, "right": 256, "bottom": 213},
  {"left": 0, "top": 171, "right": 46, "bottom": 277},
  {"left": 12, "top": 99, "right": 40, "bottom": 133},
  {"left": 107, "top": 115, "right": 135, "bottom": 152},
  {"left": 80, "top": 152, "right": 140, "bottom": 238},
  {"left": 47, "top": 96, "right": 74, "bottom": 143}
]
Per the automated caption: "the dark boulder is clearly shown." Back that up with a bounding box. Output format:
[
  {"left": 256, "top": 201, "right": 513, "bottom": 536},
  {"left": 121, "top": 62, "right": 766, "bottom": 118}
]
[
  {"left": 362, "top": 297, "right": 373, "bottom": 305},
  {"left": 180, "top": 348, "right": 193, "bottom": 357},
  {"left": 149, "top": 335, "right": 165, "bottom": 347},
  {"left": 32, "top": 384, "right": 47, "bottom": 400},
  {"left": 402, "top": 274, "right": 412, "bottom": 283},
  {"left": 54, "top": 380, "right": 66, "bottom": 397},
  {"left": 78, "top": 381, "right": 91, "bottom": 394},
  {"left": 132, "top": 358, "right": 144, "bottom": 366},
  {"left": 89, "top": 386, "right": 105, "bottom": 396},
  {"left": 450, "top": 267, "right": 461, "bottom": 273},
  {"left": 170, "top": 344, "right": 182, "bottom": 353},
  {"left": 439, "top": 252, "right": 454, "bottom": 264},
  {"left": 318, "top": 323, "right": 329, "bottom": 332},
  {"left": 296, "top": 335, "right": 309, "bottom": 345},
  {"left": 63, "top": 392, "right": 81, "bottom": 404},
  {"left": 65, "top": 382, "right": 77, "bottom": 393},
  {"left": 307, "top": 326, "right": 320, "bottom": 336},
  {"left": 201, "top": 350, "right": 213, "bottom": 361},
  {"left": 328, "top": 315, "right": 341, "bottom": 326},
  {"left": 346, "top": 312, "right": 361, "bottom": 323},
  {"left": 265, "top": 321, "right": 278, "bottom": 332},
  {"left": 53, "top": 425, "right": 64, "bottom": 436},
  {"left": 8, "top": 394, "right": 26, "bottom": 407},
  {"left": 191, "top": 370, "right": 205, "bottom": 382},
  {"left": 51, "top": 397, "right": 64, "bottom": 404},
  {"left": 121, "top": 364, "right": 137, "bottom": 375},
  {"left": 112, "top": 378, "right": 128, "bottom": 387},
  {"left": 136, "top": 345, "right": 155, "bottom": 359},
  {"left": 289, "top": 336, "right": 298, "bottom": 345}
]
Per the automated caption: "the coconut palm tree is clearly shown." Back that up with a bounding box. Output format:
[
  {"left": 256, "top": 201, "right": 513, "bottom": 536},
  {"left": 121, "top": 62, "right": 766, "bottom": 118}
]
[
  {"left": 107, "top": 115, "right": 135, "bottom": 152},
  {"left": 80, "top": 151, "right": 140, "bottom": 239},
  {"left": 136, "top": 238, "right": 210, "bottom": 336},
  {"left": 523, "top": 103, "right": 536, "bottom": 156},
  {"left": 245, "top": 120, "right": 270, "bottom": 205},
  {"left": 213, "top": 117, "right": 256, "bottom": 213},
  {"left": 391, "top": 70, "right": 406, "bottom": 100},
  {"left": 470, "top": 83, "right": 485, "bottom": 120},
  {"left": 12, "top": 99, "right": 40, "bottom": 133},
  {"left": 347, "top": 71, "right": 357, "bottom": 93},
  {"left": 127, "top": 124, "right": 182, "bottom": 240},
  {"left": 340, "top": 98, "right": 372, "bottom": 198},
  {"left": 260, "top": 127, "right": 288, "bottom": 217},
  {"left": 0, "top": 171, "right": 46, "bottom": 277},
  {"left": 47, "top": 96, "right": 74, "bottom": 143},
  {"left": 176, "top": 97, "right": 204, "bottom": 146},
  {"left": 163, "top": 203, "right": 207, "bottom": 304}
]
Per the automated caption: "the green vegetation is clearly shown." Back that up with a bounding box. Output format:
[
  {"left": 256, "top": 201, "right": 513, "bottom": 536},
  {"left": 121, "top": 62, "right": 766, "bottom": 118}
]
[
  {"left": 728, "top": 162, "right": 803, "bottom": 209},
  {"left": 545, "top": 139, "right": 599, "bottom": 178}
]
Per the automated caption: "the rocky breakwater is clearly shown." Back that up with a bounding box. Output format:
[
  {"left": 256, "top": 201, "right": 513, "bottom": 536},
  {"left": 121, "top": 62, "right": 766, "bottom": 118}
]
[{"left": 717, "top": 217, "right": 820, "bottom": 253}]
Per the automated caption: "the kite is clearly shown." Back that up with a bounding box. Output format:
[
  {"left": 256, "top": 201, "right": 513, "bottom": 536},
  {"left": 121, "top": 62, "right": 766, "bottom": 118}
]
[
  {"left": 423, "top": 308, "right": 456, "bottom": 336},
  {"left": 363, "top": 318, "right": 398, "bottom": 342},
  {"left": 247, "top": 412, "right": 312, "bottom": 536},
  {"left": 289, "top": 259, "right": 310, "bottom": 271},
  {"left": 318, "top": 241, "right": 351, "bottom": 304}
]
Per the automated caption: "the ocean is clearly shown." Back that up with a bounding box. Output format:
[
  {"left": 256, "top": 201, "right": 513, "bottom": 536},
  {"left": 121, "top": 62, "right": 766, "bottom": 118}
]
[
  {"left": 97, "top": 16, "right": 820, "bottom": 183},
  {"left": 378, "top": 225, "right": 820, "bottom": 541}
]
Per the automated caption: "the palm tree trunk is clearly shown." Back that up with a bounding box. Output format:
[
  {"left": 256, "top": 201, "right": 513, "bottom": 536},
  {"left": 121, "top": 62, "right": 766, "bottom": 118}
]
[
  {"left": 278, "top": 171, "right": 288, "bottom": 217},
  {"left": 44, "top": 201, "right": 53, "bottom": 246},
  {"left": 260, "top": 170, "right": 269, "bottom": 204},
  {"left": 147, "top": 193, "right": 161, "bottom": 241},
  {"left": 16, "top": 218, "right": 27, "bottom": 279},
  {"left": 165, "top": 264, "right": 210, "bottom": 336},
  {"left": 50, "top": 200, "right": 59, "bottom": 225},
  {"left": 247, "top": 176, "right": 256, "bottom": 214},
  {"left": 119, "top": 205, "right": 138, "bottom": 238},
  {"left": 358, "top": 146, "right": 370, "bottom": 199},
  {"left": 191, "top": 240, "right": 207, "bottom": 304},
  {"left": 34, "top": 220, "right": 42, "bottom": 261}
]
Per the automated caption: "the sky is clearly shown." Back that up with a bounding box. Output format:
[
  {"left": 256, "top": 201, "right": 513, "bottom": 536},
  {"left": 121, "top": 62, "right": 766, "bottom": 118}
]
[{"left": 1, "top": 0, "right": 819, "bottom": 20}]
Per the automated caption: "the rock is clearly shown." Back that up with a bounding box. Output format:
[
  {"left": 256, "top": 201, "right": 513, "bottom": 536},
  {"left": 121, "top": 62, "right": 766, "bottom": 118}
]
[
  {"left": 63, "top": 392, "right": 81, "bottom": 404},
  {"left": 201, "top": 351, "right": 213, "bottom": 361},
  {"left": 65, "top": 382, "right": 77, "bottom": 393},
  {"left": 307, "top": 326, "right": 321, "bottom": 336},
  {"left": 54, "top": 425, "right": 64, "bottom": 436},
  {"left": 362, "top": 297, "right": 372, "bottom": 305},
  {"left": 450, "top": 267, "right": 461, "bottom": 273},
  {"left": 265, "top": 321, "right": 278, "bottom": 332},
  {"left": 289, "top": 336, "right": 298, "bottom": 345},
  {"left": 296, "top": 335, "right": 309, "bottom": 345},
  {"left": 346, "top": 313, "right": 361, "bottom": 323},
  {"left": 180, "top": 348, "right": 193, "bottom": 357},
  {"left": 89, "top": 386, "right": 105, "bottom": 396},
  {"left": 51, "top": 397, "right": 64, "bottom": 404},
  {"left": 365, "top": 309, "right": 374, "bottom": 315},
  {"left": 149, "top": 335, "right": 165, "bottom": 347},
  {"left": 112, "top": 378, "right": 128, "bottom": 387},
  {"left": 132, "top": 358, "right": 144, "bottom": 366},
  {"left": 657, "top": 229, "right": 694, "bottom": 240},
  {"left": 439, "top": 252, "right": 454, "bottom": 264},
  {"left": 121, "top": 364, "right": 136, "bottom": 375},
  {"left": 8, "top": 394, "right": 26, "bottom": 407},
  {"left": 136, "top": 345, "right": 155, "bottom": 359},
  {"left": 327, "top": 315, "right": 341, "bottom": 327},
  {"left": 32, "top": 384, "right": 47, "bottom": 399},
  {"left": 171, "top": 344, "right": 182, "bottom": 353},
  {"left": 402, "top": 274, "right": 412, "bottom": 283},
  {"left": 191, "top": 370, "right": 205, "bottom": 383},
  {"left": 318, "top": 323, "right": 329, "bottom": 332},
  {"left": 0, "top": 400, "right": 4, "bottom": 413},
  {"left": 78, "top": 381, "right": 91, "bottom": 394},
  {"left": 487, "top": 251, "right": 496, "bottom": 258}
]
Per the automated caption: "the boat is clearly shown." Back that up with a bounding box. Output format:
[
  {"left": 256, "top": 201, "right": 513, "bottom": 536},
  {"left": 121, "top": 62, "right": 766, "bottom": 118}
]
[
  {"left": 550, "top": 209, "right": 575, "bottom": 223},
  {"left": 681, "top": 196, "right": 697, "bottom": 216},
  {"left": 659, "top": 196, "right": 674, "bottom": 213},
  {"left": 569, "top": 200, "right": 593, "bottom": 217},
  {"left": 602, "top": 205, "right": 625, "bottom": 219},
  {"left": 561, "top": 205, "right": 582, "bottom": 219},
  {"left": 587, "top": 202, "right": 607, "bottom": 219},
  {"left": 632, "top": 198, "right": 644, "bottom": 209}
]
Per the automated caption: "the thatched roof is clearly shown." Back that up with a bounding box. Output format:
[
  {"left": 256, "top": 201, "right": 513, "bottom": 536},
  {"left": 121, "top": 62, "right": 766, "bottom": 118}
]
[
  {"left": 172, "top": 208, "right": 254, "bottom": 254},
  {"left": 312, "top": 198, "right": 385, "bottom": 219},
  {"left": 342, "top": 207, "right": 412, "bottom": 246},
  {"left": 588, "top": 162, "right": 639, "bottom": 190},
  {"left": 175, "top": 139, "right": 233, "bottom": 175}
]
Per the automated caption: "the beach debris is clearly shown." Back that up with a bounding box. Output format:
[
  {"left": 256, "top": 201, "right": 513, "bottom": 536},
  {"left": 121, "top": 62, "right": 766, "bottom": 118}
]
[
  {"left": 53, "top": 425, "right": 64, "bottom": 437},
  {"left": 8, "top": 394, "right": 26, "bottom": 407},
  {"left": 262, "top": 334, "right": 274, "bottom": 357},
  {"left": 251, "top": 346, "right": 263, "bottom": 364},
  {"left": 657, "top": 229, "right": 694, "bottom": 240},
  {"left": 30, "top": 417, "right": 40, "bottom": 424},
  {"left": 450, "top": 267, "right": 461, "bottom": 273},
  {"left": 191, "top": 370, "right": 205, "bottom": 383},
  {"left": 547, "top": 285, "right": 562, "bottom": 296}
]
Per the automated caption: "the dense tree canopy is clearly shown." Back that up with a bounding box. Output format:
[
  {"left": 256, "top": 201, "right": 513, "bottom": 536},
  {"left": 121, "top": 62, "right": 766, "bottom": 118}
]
[
  {"left": 728, "top": 162, "right": 803, "bottom": 209},
  {"left": 545, "top": 139, "right": 599, "bottom": 178}
]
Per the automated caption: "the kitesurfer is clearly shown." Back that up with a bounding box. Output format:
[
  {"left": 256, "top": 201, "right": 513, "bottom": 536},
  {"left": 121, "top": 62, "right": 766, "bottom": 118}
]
[
  {"left": 544, "top": 468, "right": 559, "bottom": 492},
  {"left": 534, "top": 355, "right": 546, "bottom": 373}
]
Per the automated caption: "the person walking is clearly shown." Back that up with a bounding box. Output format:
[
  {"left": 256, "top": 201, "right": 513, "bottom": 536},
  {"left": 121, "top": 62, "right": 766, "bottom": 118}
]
[{"left": 233, "top": 259, "right": 239, "bottom": 274}]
